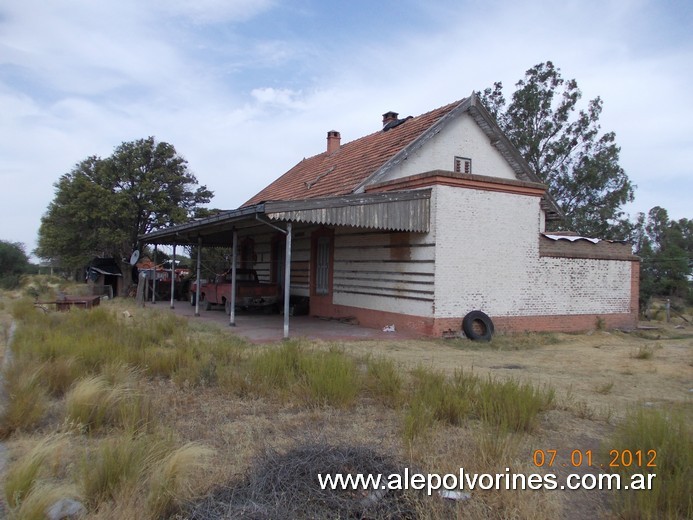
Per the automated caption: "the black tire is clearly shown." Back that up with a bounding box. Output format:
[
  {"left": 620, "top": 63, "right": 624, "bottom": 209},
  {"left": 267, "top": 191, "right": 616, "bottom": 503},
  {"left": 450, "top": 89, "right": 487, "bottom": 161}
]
[
  {"left": 224, "top": 300, "right": 232, "bottom": 315},
  {"left": 190, "top": 291, "right": 196, "bottom": 306},
  {"left": 462, "top": 311, "right": 494, "bottom": 341},
  {"left": 203, "top": 296, "right": 212, "bottom": 311}
]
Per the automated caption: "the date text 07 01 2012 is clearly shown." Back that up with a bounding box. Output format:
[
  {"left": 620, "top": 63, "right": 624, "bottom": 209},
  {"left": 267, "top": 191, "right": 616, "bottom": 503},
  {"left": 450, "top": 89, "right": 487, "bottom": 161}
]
[{"left": 532, "top": 449, "right": 657, "bottom": 469}]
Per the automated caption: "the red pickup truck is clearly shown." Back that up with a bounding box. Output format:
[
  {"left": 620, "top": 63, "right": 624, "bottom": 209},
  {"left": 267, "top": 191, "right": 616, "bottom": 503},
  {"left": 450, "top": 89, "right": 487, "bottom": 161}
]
[{"left": 190, "top": 269, "right": 281, "bottom": 314}]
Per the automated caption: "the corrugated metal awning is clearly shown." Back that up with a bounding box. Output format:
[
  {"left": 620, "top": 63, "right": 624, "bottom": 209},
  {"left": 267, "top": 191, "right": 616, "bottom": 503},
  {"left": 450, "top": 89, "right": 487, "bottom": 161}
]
[{"left": 264, "top": 189, "right": 431, "bottom": 232}]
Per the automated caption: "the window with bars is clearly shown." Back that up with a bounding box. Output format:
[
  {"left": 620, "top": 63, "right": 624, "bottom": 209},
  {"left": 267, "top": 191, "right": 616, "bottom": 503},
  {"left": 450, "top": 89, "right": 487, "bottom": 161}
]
[
  {"left": 315, "top": 236, "right": 331, "bottom": 295},
  {"left": 454, "top": 156, "right": 472, "bottom": 174}
]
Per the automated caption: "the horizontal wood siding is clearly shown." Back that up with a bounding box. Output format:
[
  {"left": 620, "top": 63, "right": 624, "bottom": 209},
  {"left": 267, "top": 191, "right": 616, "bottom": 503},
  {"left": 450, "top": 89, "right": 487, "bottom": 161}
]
[{"left": 332, "top": 229, "right": 435, "bottom": 308}]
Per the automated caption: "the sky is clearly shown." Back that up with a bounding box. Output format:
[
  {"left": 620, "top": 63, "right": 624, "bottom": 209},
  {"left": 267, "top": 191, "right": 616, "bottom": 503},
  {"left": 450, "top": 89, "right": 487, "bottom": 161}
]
[{"left": 1, "top": 0, "right": 691, "bottom": 258}]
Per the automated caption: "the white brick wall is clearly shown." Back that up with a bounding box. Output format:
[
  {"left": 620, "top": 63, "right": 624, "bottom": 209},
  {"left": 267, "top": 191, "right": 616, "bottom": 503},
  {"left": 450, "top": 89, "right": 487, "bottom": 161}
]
[{"left": 433, "top": 185, "right": 632, "bottom": 318}]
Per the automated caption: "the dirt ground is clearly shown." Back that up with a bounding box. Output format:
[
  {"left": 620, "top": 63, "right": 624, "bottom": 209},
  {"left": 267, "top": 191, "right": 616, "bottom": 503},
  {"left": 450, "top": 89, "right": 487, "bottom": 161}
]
[
  {"left": 170, "top": 313, "right": 692, "bottom": 519},
  {"left": 341, "top": 325, "right": 692, "bottom": 519},
  {"left": 345, "top": 326, "right": 693, "bottom": 422}
]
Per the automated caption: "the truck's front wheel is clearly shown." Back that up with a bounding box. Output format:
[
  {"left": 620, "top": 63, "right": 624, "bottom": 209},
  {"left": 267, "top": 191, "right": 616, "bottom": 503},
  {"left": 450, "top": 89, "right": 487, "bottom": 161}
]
[
  {"left": 225, "top": 300, "right": 232, "bottom": 315},
  {"left": 190, "top": 291, "right": 196, "bottom": 306}
]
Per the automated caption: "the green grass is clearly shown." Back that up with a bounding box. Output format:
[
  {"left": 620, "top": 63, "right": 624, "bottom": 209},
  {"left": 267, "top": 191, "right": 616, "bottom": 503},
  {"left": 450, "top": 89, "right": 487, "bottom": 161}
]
[
  {"left": 608, "top": 408, "right": 692, "bottom": 519},
  {"left": 298, "top": 348, "right": 359, "bottom": 407},
  {"left": 249, "top": 341, "right": 303, "bottom": 394},
  {"left": 80, "top": 435, "right": 171, "bottom": 508},
  {"left": 248, "top": 342, "right": 359, "bottom": 406},
  {"left": 364, "top": 356, "right": 404, "bottom": 407},
  {"left": 403, "top": 367, "right": 554, "bottom": 442},
  {"left": 4, "top": 302, "right": 564, "bottom": 517},
  {"left": 64, "top": 375, "right": 152, "bottom": 433},
  {"left": 475, "top": 376, "right": 554, "bottom": 433},
  {"left": 0, "top": 362, "right": 48, "bottom": 438}
]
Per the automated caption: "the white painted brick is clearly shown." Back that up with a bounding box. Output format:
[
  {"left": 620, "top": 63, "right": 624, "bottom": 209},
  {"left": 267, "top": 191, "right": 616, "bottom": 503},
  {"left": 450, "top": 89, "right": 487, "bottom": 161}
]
[
  {"left": 432, "top": 185, "right": 632, "bottom": 318},
  {"left": 381, "top": 113, "right": 517, "bottom": 182}
]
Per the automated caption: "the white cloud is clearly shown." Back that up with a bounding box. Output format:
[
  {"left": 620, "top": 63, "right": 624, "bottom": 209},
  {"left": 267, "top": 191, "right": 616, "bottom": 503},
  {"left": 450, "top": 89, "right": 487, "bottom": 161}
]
[
  {"left": 0, "top": 0, "right": 691, "bottom": 256},
  {"left": 250, "top": 87, "right": 305, "bottom": 108},
  {"left": 152, "top": 0, "right": 275, "bottom": 24}
]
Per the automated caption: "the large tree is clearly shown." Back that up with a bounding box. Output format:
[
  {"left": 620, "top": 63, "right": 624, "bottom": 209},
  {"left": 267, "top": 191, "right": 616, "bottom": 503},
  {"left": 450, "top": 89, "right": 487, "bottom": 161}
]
[
  {"left": 633, "top": 207, "right": 692, "bottom": 304},
  {"left": 36, "top": 137, "right": 213, "bottom": 269},
  {"left": 0, "top": 240, "right": 31, "bottom": 289},
  {"left": 481, "top": 61, "right": 634, "bottom": 238}
]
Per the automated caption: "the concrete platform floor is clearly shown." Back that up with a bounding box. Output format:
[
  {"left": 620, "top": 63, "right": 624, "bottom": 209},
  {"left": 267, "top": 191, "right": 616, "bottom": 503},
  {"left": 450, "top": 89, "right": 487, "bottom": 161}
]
[{"left": 147, "top": 300, "right": 415, "bottom": 343}]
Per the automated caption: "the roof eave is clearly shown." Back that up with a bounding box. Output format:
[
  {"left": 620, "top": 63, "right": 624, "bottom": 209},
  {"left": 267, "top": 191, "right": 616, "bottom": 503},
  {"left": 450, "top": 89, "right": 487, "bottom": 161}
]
[{"left": 138, "top": 203, "right": 266, "bottom": 246}]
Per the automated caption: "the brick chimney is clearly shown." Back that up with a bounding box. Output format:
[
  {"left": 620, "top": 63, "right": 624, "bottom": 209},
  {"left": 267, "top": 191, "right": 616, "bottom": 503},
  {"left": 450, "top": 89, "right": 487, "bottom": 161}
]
[
  {"left": 382, "top": 111, "right": 399, "bottom": 127},
  {"left": 326, "top": 130, "right": 341, "bottom": 154}
]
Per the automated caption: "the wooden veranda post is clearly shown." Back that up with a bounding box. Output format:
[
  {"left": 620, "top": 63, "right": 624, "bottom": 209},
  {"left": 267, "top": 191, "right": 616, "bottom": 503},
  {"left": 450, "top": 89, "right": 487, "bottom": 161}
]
[
  {"left": 151, "top": 244, "right": 157, "bottom": 304},
  {"left": 195, "top": 237, "right": 202, "bottom": 317},
  {"left": 283, "top": 222, "right": 292, "bottom": 339},
  {"left": 170, "top": 244, "right": 176, "bottom": 309},
  {"left": 229, "top": 229, "right": 237, "bottom": 327}
]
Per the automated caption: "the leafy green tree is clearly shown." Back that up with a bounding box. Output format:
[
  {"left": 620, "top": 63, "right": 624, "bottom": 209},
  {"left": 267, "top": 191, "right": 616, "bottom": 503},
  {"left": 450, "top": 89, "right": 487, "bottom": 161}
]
[
  {"left": 634, "top": 207, "right": 692, "bottom": 305},
  {"left": 481, "top": 61, "right": 634, "bottom": 238},
  {"left": 36, "top": 137, "right": 213, "bottom": 271},
  {"left": 0, "top": 240, "right": 31, "bottom": 289}
]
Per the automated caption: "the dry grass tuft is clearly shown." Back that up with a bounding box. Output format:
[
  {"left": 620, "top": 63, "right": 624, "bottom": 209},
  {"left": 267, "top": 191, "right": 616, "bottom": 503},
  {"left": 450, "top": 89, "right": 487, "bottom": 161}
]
[
  {"left": 64, "top": 375, "right": 152, "bottom": 433},
  {"left": 4, "top": 436, "right": 67, "bottom": 509},
  {"left": 0, "top": 362, "right": 48, "bottom": 438},
  {"left": 631, "top": 345, "right": 655, "bottom": 360},
  {"left": 9, "top": 482, "right": 81, "bottom": 520},
  {"left": 147, "top": 442, "right": 215, "bottom": 519}
]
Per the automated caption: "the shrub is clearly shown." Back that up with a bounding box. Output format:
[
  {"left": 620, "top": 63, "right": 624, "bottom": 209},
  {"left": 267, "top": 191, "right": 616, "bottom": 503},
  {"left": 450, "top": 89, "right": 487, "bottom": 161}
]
[
  {"left": 595, "top": 380, "right": 615, "bottom": 395},
  {"left": 4, "top": 436, "right": 65, "bottom": 509},
  {"left": 248, "top": 341, "right": 306, "bottom": 397},
  {"left": 298, "top": 349, "right": 359, "bottom": 407},
  {"left": 0, "top": 363, "right": 48, "bottom": 437},
  {"left": 403, "top": 368, "right": 474, "bottom": 443},
  {"left": 40, "top": 357, "right": 81, "bottom": 397},
  {"left": 631, "top": 345, "right": 654, "bottom": 360},
  {"left": 402, "top": 398, "right": 436, "bottom": 444},
  {"left": 9, "top": 483, "right": 80, "bottom": 520},
  {"left": 10, "top": 298, "right": 42, "bottom": 322},
  {"left": 364, "top": 357, "right": 403, "bottom": 407},
  {"left": 608, "top": 408, "right": 692, "bottom": 519},
  {"left": 81, "top": 435, "right": 167, "bottom": 507},
  {"left": 146, "top": 443, "right": 214, "bottom": 519},
  {"left": 475, "top": 376, "right": 554, "bottom": 433},
  {"left": 65, "top": 376, "right": 152, "bottom": 433}
]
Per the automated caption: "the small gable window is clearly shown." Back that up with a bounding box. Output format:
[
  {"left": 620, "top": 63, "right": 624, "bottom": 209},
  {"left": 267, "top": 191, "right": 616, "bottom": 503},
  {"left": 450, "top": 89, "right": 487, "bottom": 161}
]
[{"left": 454, "top": 156, "right": 472, "bottom": 174}]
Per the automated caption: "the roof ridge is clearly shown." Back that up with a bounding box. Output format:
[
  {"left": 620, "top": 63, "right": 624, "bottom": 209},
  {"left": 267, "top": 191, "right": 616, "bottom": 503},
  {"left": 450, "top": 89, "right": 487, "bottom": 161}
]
[
  {"left": 242, "top": 97, "right": 470, "bottom": 206},
  {"left": 284, "top": 98, "right": 467, "bottom": 164}
]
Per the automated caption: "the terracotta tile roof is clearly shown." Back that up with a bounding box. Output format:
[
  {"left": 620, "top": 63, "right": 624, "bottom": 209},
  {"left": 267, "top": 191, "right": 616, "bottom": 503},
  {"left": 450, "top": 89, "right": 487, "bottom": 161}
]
[{"left": 242, "top": 99, "right": 463, "bottom": 206}]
